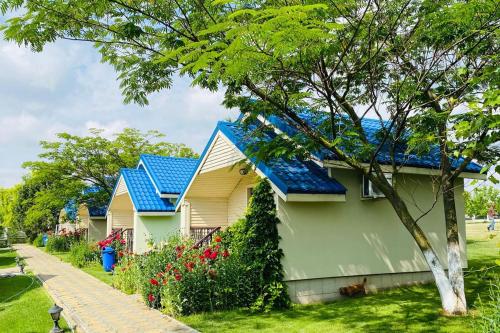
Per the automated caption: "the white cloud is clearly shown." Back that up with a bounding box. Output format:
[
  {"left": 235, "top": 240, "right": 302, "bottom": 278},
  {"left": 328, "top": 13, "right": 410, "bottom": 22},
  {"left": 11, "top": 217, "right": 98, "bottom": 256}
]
[{"left": 0, "top": 37, "right": 233, "bottom": 187}]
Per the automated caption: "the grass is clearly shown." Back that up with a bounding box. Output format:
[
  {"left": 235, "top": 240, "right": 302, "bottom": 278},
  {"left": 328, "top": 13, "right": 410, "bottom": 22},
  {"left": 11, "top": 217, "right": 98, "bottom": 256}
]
[
  {"left": 0, "top": 254, "right": 70, "bottom": 333},
  {"left": 0, "top": 248, "right": 17, "bottom": 270},
  {"left": 181, "top": 224, "right": 499, "bottom": 333},
  {"left": 49, "top": 250, "right": 114, "bottom": 286}
]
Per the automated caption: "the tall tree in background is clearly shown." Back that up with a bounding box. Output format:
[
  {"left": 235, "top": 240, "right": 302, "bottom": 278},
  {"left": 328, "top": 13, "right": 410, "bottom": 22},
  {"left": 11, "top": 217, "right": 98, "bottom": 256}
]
[
  {"left": 25, "top": 128, "right": 197, "bottom": 197},
  {"left": 1, "top": 0, "right": 498, "bottom": 314},
  {"left": 3, "top": 128, "right": 197, "bottom": 237}
]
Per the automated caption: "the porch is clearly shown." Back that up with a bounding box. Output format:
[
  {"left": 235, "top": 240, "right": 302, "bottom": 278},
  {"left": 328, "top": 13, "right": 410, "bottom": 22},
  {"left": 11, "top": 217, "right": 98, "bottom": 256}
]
[{"left": 180, "top": 165, "right": 259, "bottom": 237}]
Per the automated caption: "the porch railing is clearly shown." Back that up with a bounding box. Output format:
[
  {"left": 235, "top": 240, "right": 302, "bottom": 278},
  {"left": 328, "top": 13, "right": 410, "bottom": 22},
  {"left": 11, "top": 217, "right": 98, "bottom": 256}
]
[
  {"left": 191, "top": 227, "right": 221, "bottom": 249},
  {"left": 122, "top": 228, "right": 133, "bottom": 253},
  {"left": 105, "top": 228, "right": 133, "bottom": 252}
]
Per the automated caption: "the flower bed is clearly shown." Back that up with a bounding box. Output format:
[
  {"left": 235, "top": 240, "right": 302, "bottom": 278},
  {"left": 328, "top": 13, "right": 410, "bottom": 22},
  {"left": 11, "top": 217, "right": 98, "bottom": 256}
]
[{"left": 114, "top": 179, "right": 290, "bottom": 316}]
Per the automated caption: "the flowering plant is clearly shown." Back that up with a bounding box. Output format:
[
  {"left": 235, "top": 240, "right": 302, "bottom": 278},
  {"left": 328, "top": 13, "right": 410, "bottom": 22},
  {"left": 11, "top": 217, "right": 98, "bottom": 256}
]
[{"left": 97, "top": 232, "right": 127, "bottom": 265}]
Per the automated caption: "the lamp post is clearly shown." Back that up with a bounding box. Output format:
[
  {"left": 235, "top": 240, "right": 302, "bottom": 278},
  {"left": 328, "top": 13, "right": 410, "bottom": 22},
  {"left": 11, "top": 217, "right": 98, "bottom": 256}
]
[{"left": 48, "top": 303, "right": 63, "bottom": 333}]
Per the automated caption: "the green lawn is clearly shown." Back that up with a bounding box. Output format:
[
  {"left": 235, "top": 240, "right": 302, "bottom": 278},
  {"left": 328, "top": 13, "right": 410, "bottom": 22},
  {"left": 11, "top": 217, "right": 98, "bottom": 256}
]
[
  {"left": 0, "top": 248, "right": 17, "bottom": 269},
  {"left": 49, "top": 250, "right": 114, "bottom": 285},
  {"left": 0, "top": 272, "right": 70, "bottom": 332},
  {"left": 181, "top": 227, "right": 499, "bottom": 333}
]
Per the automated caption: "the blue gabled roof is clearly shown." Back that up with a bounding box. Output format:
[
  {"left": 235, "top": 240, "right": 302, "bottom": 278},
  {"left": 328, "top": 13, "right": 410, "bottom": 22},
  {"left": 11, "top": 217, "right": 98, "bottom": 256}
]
[
  {"left": 121, "top": 168, "right": 175, "bottom": 212},
  {"left": 139, "top": 155, "right": 199, "bottom": 195},
  {"left": 267, "top": 113, "right": 482, "bottom": 173},
  {"left": 218, "top": 121, "right": 347, "bottom": 195},
  {"left": 88, "top": 205, "right": 107, "bottom": 217}
]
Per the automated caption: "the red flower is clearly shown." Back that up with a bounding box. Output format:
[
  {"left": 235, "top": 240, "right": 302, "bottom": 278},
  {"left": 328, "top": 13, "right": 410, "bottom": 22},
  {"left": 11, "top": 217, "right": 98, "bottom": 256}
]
[
  {"left": 118, "top": 251, "right": 124, "bottom": 257},
  {"left": 174, "top": 273, "right": 182, "bottom": 281},
  {"left": 120, "top": 239, "right": 126, "bottom": 244},
  {"left": 185, "top": 261, "right": 195, "bottom": 272},
  {"left": 209, "top": 251, "right": 218, "bottom": 260},
  {"left": 166, "top": 263, "right": 172, "bottom": 271},
  {"left": 115, "top": 234, "right": 120, "bottom": 240},
  {"left": 203, "top": 248, "right": 212, "bottom": 258},
  {"left": 150, "top": 278, "right": 159, "bottom": 286},
  {"left": 176, "top": 252, "right": 183, "bottom": 258},
  {"left": 148, "top": 294, "right": 155, "bottom": 302},
  {"left": 214, "top": 235, "right": 222, "bottom": 243},
  {"left": 222, "top": 250, "right": 230, "bottom": 258}
]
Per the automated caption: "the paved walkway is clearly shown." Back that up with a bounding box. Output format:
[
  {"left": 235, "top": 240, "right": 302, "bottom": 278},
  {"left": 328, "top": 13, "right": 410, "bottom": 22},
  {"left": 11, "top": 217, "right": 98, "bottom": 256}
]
[{"left": 14, "top": 244, "right": 197, "bottom": 333}]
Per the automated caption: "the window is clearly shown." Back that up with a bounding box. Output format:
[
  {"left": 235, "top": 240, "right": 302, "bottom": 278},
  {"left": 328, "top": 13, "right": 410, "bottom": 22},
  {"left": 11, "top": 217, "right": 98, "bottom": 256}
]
[
  {"left": 246, "top": 187, "right": 254, "bottom": 205},
  {"left": 361, "top": 173, "right": 393, "bottom": 199}
]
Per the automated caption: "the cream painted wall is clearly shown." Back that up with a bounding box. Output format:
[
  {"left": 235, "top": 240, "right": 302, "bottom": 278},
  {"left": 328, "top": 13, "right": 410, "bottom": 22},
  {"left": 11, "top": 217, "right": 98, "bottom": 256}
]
[
  {"left": 227, "top": 174, "right": 258, "bottom": 224},
  {"left": 277, "top": 169, "right": 467, "bottom": 281},
  {"left": 187, "top": 197, "right": 228, "bottom": 228},
  {"left": 88, "top": 219, "right": 107, "bottom": 242},
  {"left": 133, "top": 214, "right": 181, "bottom": 253}
]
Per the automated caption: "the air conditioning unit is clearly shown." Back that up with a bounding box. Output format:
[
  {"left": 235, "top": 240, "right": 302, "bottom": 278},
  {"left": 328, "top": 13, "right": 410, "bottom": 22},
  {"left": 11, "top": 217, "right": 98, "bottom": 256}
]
[{"left": 362, "top": 173, "right": 393, "bottom": 199}]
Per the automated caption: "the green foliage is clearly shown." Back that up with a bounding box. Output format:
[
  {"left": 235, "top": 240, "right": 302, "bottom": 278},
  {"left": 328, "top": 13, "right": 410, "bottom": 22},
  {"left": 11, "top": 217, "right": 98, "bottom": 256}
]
[
  {"left": 45, "top": 232, "right": 83, "bottom": 253},
  {"left": 69, "top": 241, "right": 100, "bottom": 268},
  {"left": 228, "top": 178, "right": 290, "bottom": 311},
  {"left": 472, "top": 277, "right": 500, "bottom": 333},
  {"left": 465, "top": 186, "right": 500, "bottom": 218},
  {"left": 32, "top": 234, "right": 44, "bottom": 247},
  {"left": 0, "top": 185, "right": 19, "bottom": 228},
  {"left": 113, "top": 254, "right": 143, "bottom": 294}
]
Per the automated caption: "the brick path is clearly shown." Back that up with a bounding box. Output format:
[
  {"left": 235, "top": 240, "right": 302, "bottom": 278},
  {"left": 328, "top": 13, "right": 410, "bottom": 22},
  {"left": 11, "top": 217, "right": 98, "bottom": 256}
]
[{"left": 14, "top": 244, "right": 197, "bottom": 333}]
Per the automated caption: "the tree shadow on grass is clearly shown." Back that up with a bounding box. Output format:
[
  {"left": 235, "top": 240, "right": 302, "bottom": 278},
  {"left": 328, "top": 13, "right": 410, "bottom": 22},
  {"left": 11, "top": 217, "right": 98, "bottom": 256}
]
[{"left": 185, "top": 283, "right": 468, "bottom": 333}]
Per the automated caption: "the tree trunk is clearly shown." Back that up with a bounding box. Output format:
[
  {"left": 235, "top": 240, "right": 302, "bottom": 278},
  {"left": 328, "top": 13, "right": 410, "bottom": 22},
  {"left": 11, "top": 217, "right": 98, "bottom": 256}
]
[
  {"left": 383, "top": 184, "right": 467, "bottom": 315},
  {"left": 442, "top": 178, "right": 467, "bottom": 314}
]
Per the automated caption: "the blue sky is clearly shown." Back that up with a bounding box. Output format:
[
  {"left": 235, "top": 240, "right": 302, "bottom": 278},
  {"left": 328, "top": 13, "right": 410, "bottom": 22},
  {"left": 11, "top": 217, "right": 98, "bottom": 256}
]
[{"left": 0, "top": 37, "right": 235, "bottom": 187}]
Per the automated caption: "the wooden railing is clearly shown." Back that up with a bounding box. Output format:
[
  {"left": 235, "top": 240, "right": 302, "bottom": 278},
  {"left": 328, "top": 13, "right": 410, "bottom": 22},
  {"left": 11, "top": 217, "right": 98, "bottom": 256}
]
[
  {"left": 122, "top": 228, "right": 133, "bottom": 252},
  {"left": 192, "top": 227, "right": 221, "bottom": 249},
  {"left": 104, "top": 228, "right": 133, "bottom": 252}
]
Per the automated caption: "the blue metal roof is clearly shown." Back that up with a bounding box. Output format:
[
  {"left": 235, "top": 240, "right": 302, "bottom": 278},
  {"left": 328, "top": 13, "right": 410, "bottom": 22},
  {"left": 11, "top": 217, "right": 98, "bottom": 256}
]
[
  {"left": 139, "top": 155, "right": 199, "bottom": 195},
  {"left": 267, "top": 113, "right": 482, "bottom": 173},
  {"left": 120, "top": 168, "right": 175, "bottom": 212},
  {"left": 217, "top": 121, "right": 347, "bottom": 195},
  {"left": 88, "top": 205, "right": 107, "bottom": 217}
]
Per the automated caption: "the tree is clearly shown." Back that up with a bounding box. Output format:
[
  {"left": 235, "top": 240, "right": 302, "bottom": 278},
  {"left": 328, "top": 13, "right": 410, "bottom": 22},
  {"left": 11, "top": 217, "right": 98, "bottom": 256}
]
[
  {"left": 25, "top": 128, "right": 197, "bottom": 198},
  {"left": 1, "top": 0, "right": 498, "bottom": 314},
  {"left": 465, "top": 186, "right": 500, "bottom": 218},
  {"left": 0, "top": 185, "right": 19, "bottom": 228},
  {"left": 12, "top": 128, "right": 197, "bottom": 237}
]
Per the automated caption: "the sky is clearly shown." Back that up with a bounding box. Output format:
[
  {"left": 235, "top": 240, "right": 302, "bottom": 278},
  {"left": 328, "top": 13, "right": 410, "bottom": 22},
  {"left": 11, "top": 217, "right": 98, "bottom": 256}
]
[{"left": 0, "top": 37, "right": 235, "bottom": 187}]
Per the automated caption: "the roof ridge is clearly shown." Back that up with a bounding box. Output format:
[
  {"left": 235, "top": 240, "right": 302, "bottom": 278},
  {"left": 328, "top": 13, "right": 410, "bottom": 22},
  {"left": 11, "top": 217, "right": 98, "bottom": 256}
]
[{"left": 140, "top": 154, "right": 198, "bottom": 161}]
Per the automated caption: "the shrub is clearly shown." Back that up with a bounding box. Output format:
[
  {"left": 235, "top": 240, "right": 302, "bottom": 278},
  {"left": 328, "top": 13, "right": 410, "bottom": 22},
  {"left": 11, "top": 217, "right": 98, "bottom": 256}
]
[
  {"left": 69, "top": 241, "right": 100, "bottom": 268},
  {"left": 97, "top": 232, "right": 127, "bottom": 263},
  {"left": 46, "top": 235, "right": 71, "bottom": 252},
  {"left": 33, "top": 234, "right": 44, "bottom": 247},
  {"left": 113, "top": 254, "right": 142, "bottom": 294},
  {"left": 227, "top": 179, "right": 290, "bottom": 311}
]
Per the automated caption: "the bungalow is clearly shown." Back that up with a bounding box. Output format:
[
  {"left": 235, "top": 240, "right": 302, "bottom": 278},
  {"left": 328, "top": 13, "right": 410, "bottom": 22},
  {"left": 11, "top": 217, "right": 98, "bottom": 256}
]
[
  {"left": 175, "top": 114, "right": 485, "bottom": 303},
  {"left": 77, "top": 204, "right": 107, "bottom": 242},
  {"left": 106, "top": 155, "right": 198, "bottom": 253}
]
